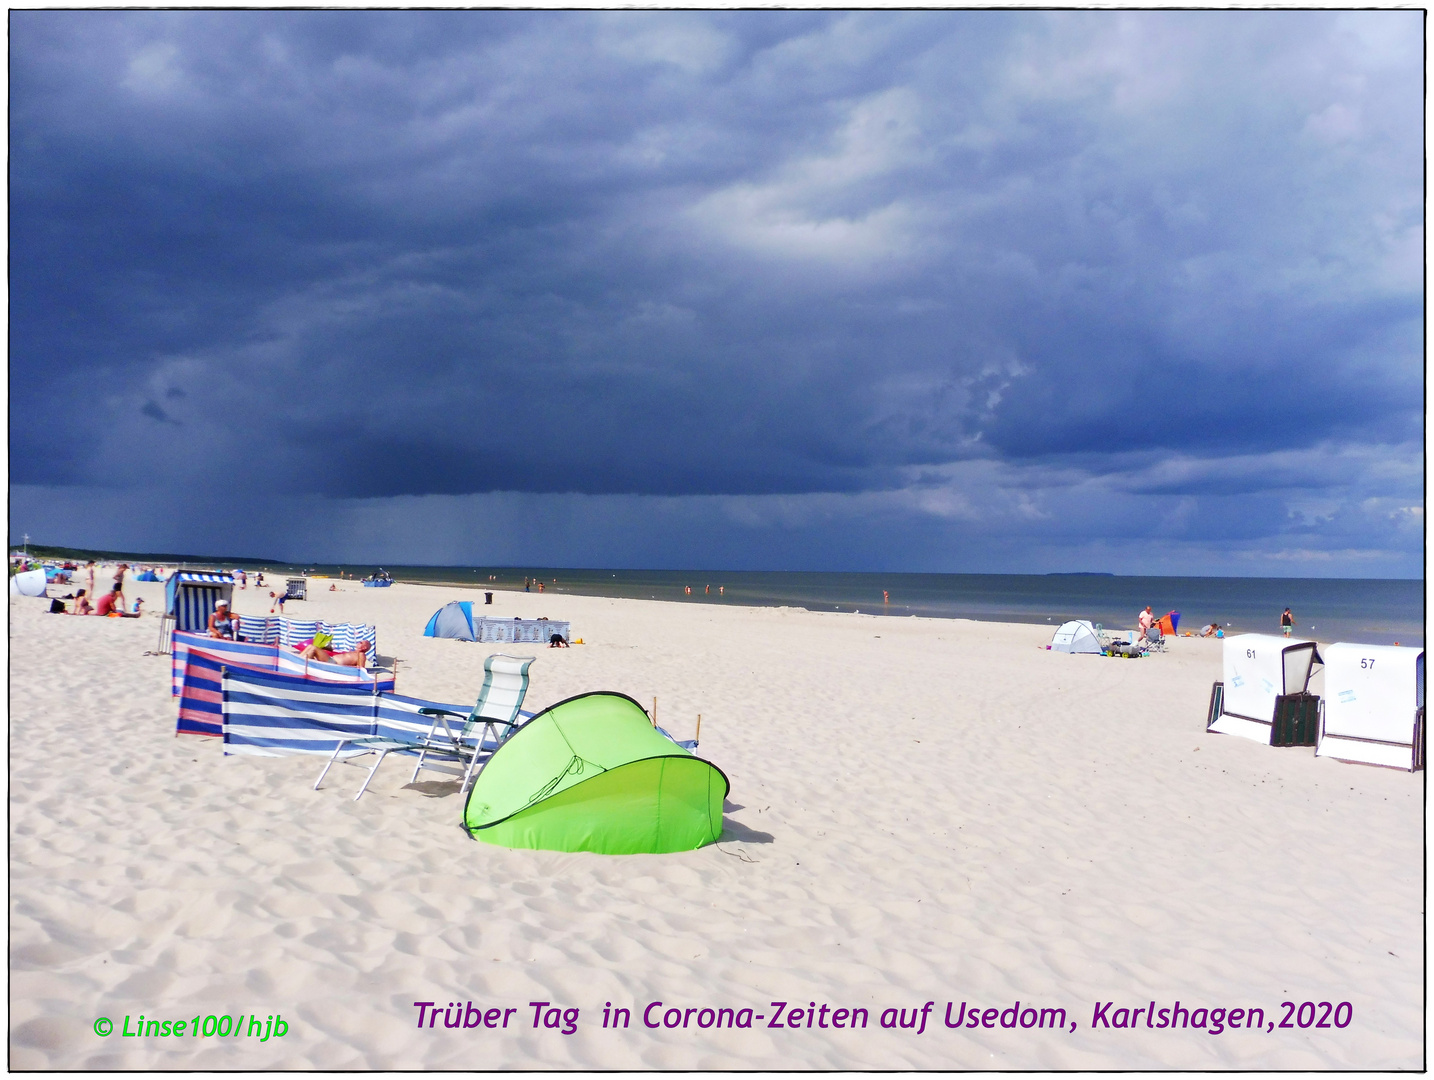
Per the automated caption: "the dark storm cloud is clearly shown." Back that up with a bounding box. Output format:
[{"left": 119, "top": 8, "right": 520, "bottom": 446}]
[{"left": 9, "top": 10, "right": 1422, "bottom": 573}]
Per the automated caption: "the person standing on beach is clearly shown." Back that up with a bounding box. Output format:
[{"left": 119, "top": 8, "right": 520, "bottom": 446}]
[
  {"left": 86, "top": 561, "right": 96, "bottom": 598},
  {"left": 111, "top": 564, "right": 129, "bottom": 612},
  {"left": 1139, "top": 606, "right": 1155, "bottom": 634},
  {"left": 1281, "top": 608, "right": 1294, "bottom": 637}
]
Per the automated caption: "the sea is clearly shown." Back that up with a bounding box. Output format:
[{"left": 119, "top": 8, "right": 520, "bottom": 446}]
[{"left": 213, "top": 563, "right": 1422, "bottom": 647}]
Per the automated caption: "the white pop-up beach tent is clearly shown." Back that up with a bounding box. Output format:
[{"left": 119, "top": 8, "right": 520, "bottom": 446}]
[
  {"left": 1209, "top": 633, "right": 1322, "bottom": 744},
  {"left": 9, "top": 569, "right": 48, "bottom": 597},
  {"left": 1049, "top": 620, "right": 1102, "bottom": 654},
  {"left": 1315, "top": 644, "right": 1424, "bottom": 771}
]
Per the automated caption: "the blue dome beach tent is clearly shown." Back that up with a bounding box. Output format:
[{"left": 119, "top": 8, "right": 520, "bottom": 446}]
[
  {"left": 462, "top": 691, "right": 728, "bottom": 855},
  {"left": 425, "top": 600, "right": 477, "bottom": 640},
  {"left": 1315, "top": 644, "right": 1425, "bottom": 771},
  {"left": 1049, "top": 620, "right": 1102, "bottom": 654}
]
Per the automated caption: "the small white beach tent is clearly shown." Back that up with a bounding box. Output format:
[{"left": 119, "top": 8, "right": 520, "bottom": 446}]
[
  {"left": 1315, "top": 644, "right": 1424, "bottom": 771},
  {"left": 9, "top": 569, "right": 48, "bottom": 597},
  {"left": 1209, "top": 633, "right": 1322, "bottom": 744},
  {"left": 1050, "top": 620, "right": 1102, "bottom": 654}
]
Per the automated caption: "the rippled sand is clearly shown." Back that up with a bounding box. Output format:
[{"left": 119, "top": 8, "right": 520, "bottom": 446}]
[{"left": 9, "top": 576, "right": 1423, "bottom": 1067}]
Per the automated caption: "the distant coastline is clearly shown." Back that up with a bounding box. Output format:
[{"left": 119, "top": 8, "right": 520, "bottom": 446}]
[{"left": 13, "top": 544, "right": 1422, "bottom": 646}]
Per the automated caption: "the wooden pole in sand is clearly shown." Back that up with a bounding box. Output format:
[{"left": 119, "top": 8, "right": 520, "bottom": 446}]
[{"left": 651, "top": 697, "right": 657, "bottom": 726}]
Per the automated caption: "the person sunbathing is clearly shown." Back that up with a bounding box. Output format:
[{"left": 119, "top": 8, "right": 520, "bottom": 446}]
[
  {"left": 72, "top": 589, "right": 92, "bottom": 616},
  {"left": 300, "top": 639, "right": 371, "bottom": 667},
  {"left": 329, "top": 640, "right": 372, "bottom": 668}
]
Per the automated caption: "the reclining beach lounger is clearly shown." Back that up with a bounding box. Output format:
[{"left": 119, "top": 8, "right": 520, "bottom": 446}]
[
  {"left": 313, "top": 653, "right": 535, "bottom": 799},
  {"left": 409, "top": 654, "right": 537, "bottom": 790}
]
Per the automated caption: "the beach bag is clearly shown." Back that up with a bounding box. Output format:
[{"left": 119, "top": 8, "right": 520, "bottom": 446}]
[{"left": 48, "top": 599, "right": 67, "bottom": 614}]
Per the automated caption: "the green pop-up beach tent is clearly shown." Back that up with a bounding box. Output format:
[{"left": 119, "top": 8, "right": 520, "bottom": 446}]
[{"left": 462, "top": 691, "right": 728, "bottom": 854}]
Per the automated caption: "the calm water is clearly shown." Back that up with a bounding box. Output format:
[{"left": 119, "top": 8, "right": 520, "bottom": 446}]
[{"left": 241, "top": 563, "right": 1421, "bottom": 647}]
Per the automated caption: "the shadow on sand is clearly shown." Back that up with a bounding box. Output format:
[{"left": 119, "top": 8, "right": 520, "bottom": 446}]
[{"left": 403, "top": 779, "right": 463, "bottom": 798}]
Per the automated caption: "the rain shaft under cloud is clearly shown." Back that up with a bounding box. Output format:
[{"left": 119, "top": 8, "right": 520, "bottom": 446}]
[{"left": 9, "top": 10, "right": 1423, "bottom": 574}]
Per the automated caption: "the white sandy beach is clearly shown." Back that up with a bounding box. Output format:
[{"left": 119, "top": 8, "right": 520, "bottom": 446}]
[{"left": 9, "top": 574, "right": 1424, "bottom": 1069}]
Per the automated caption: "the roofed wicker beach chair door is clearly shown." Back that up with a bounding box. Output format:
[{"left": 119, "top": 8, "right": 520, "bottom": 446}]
[{"left": 159, "top": 571, "right": 236, "bottom": 653}]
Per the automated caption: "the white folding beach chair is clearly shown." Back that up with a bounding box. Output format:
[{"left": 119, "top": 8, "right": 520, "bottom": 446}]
[
  {"left": 313, "top": 653, "right": 536, "bottom": 800},
  {"left": 408, "top": 654, "right": 536, "bottom": 790}
]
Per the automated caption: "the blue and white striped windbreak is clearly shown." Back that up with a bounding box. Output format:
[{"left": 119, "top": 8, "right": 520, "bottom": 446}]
[
  {"left": 238, "top": 615, "right": 377, "bottom": 653},
  {"left": 237, "top": 615, "right": 281, "bottom": 643},
  {"left": 171, "top": 626, "right": 381, "bottom": 696},
  {"left": 172, "top": 632, "right": 281, "bottom": 697},
  {"left": 178, "top": 645, "right": 397, "bottom": 737},
  {"left": 280, "top": 620, "right": 320, "bottom": 647},
  {"left": 221, "top": 667, "right": 489, "bottom": 758}
]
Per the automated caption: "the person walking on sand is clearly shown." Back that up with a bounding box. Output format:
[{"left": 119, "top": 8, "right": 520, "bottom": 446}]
[
  {"left": 1281, "top": 607, "right": 1294, "bottom": 638},
  {"left": 110, "top": 565, "right": 129, "bottom": 612}
]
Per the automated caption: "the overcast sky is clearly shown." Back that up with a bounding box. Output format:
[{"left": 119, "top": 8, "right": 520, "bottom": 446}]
[{"left": 10, "top": 10, "right": 1424, "bottom": 575}]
